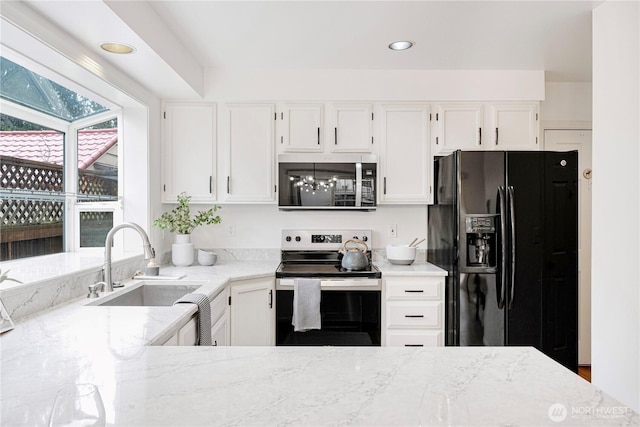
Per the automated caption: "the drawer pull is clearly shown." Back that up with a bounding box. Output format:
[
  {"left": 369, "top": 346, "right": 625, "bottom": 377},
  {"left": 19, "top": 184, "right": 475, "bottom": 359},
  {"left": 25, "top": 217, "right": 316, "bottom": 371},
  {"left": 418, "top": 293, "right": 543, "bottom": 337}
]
[
  {"left": 405, "top": 314, "right": 424, "bottom": 318},
  {"left": 404, "top": 290, "right": 424, "bottom": 293},
  {"left": 404, "top": 344, "right": 424, "bottom": 347}
]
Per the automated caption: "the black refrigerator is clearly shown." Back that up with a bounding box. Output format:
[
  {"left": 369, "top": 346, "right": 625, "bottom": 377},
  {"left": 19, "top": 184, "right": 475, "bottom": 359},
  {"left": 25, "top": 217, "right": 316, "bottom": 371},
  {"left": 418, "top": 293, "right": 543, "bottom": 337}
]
[{"left": 427, "top": 150, "right": 578, "bottom": 372}]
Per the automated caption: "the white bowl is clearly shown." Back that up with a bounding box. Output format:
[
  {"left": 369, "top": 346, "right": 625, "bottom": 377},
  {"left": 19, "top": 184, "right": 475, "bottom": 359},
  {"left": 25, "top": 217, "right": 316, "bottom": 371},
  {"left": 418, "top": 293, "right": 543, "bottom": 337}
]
[
  {"left": 197, "top": 249, "right": 217, "bottom": 266},
  {"left": 386, "top": 244, "right": 417, "bottom": 265}
]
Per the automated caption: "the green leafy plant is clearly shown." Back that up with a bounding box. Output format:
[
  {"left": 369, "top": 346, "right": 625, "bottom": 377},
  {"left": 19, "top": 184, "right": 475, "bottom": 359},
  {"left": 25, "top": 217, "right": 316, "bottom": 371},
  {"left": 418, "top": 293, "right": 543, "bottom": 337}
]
[
  {"left": 0, "top": 269, "right": 22, "bottom": 285},
  {"left": 153, "top": 192, "right": 221, "bottom": 235}
]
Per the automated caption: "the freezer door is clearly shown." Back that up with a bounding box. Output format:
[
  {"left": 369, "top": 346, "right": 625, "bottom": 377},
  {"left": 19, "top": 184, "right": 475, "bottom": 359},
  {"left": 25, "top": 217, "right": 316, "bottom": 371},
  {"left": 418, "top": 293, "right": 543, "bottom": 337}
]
[
  {"left": 457, "top": 151, "right": 506, "bottom": 346},
  {"left": 505, "top": 152, "right": 544, "bottom": 348}
]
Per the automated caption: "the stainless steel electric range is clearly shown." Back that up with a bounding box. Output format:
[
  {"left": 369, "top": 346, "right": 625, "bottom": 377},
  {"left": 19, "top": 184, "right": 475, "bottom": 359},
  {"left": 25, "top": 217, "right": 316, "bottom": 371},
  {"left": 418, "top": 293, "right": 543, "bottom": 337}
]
[{"left": 275, "top": 229, "right": 382, "bottom": 346}]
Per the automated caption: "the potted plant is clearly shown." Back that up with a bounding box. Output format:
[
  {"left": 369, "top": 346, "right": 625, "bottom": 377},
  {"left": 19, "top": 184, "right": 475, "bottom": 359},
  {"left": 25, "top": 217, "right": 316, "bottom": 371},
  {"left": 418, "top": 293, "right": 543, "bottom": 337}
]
[{"left": 153, "top": 192, "right": 221, "bottom": 266}]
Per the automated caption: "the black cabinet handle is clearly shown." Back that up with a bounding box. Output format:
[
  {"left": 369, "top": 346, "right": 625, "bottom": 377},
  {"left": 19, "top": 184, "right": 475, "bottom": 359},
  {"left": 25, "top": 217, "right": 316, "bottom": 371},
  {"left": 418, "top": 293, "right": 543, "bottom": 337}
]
[
  {"left": 404, "top": 290, "right": 424, "bottom": 293},
  {"left": 227, "top": 176, "right": 230, "bottom": 194},
  {"left": 383, "top": 177, "right": 387, "bottom": 195},
  {"left": 334, "top": 127, "right": 337, "bottom": 145},
  {"left": 479, "top": 127, "right": 482, "bottom": 145},
  {"left": 209, "top": 176, "right": 213, "bottom": 194},
  {"left": 405, "top": 314, "right": 424, "bottom": 318},
  {"left": 496, "top": 127, "right": 499, "bottom": 145},
  {"left": 404, "top": 344, "right": 424, "bottom": 347},
  {"left": 269, "top": 289, "right": 273, "bottom": 309},
  {"left": 317, "top": 127, "right": 320, "bottom": 145}
]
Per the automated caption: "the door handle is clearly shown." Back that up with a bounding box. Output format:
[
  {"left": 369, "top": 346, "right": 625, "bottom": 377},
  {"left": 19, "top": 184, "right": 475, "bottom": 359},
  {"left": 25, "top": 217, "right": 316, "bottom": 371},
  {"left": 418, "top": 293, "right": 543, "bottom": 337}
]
[
  {"left": 497, "top": 186, "right": 507, "bottom": 309},
  {"left": 508, "top": 185, "right": 516, "bottom": 309},
  {"left": 495, "top": 127, "right": 499, "bottom": 145},
  {"left": 334, "top": 127, "right": 337, "bottom": 145},
  {"left": 268, "top": 289, "right": 273, "bottom": 309},
  {"left": 404, "top": 290, "right": 424, "bottom": 293},
  {"left": 317, "top": 127, "right": 320, "bottom": 145},
  {"left": 404, "top": 314, "right": 424, "bottom": 318},
  {"left": 226, "top": 176, "right": 230, "bottom": 194}
]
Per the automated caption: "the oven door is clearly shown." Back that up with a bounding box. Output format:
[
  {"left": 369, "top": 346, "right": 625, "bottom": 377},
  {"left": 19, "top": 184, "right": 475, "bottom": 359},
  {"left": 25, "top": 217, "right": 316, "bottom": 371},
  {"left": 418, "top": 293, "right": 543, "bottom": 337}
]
[{"left": 276, "top": 278, "right": 381, "bottom": 346}]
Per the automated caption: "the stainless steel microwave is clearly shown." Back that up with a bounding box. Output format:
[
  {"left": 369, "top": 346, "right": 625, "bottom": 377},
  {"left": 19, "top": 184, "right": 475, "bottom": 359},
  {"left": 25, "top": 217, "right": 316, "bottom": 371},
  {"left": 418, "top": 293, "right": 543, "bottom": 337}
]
[{"left": 278, "top": 154, "right": 377, "bottom": 210}]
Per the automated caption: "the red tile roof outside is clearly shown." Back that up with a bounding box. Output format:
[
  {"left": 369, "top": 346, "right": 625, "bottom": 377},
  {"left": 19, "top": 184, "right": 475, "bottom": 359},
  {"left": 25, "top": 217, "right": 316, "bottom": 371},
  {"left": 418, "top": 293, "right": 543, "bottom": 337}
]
[{"left": 0, "top": 128, "right": 117, "bottom": 169}]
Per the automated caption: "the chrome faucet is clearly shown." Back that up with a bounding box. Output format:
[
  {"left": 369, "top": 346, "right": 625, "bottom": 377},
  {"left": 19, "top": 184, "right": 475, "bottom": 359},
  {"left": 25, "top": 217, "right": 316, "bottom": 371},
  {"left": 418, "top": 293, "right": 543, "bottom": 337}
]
[{"left": 103, "top": 222, "right": 154, "bottom": 292}]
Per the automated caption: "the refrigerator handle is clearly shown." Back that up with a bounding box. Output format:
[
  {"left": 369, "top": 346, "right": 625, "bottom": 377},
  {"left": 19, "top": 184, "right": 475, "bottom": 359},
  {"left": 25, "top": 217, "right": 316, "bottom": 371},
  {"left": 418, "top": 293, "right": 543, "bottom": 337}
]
[
  {"left": 508, "top": 186, "right": 516, "bottom": 309},
  {"left": 497, "top": 186, "right": 507, "bottom": 309}
]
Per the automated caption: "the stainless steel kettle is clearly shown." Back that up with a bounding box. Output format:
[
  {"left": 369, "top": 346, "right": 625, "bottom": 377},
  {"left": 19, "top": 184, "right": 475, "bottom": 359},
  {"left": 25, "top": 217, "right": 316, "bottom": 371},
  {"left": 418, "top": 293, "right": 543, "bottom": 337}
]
[{"left": 339, "top": 239, "right": 369, "bottom": 271}]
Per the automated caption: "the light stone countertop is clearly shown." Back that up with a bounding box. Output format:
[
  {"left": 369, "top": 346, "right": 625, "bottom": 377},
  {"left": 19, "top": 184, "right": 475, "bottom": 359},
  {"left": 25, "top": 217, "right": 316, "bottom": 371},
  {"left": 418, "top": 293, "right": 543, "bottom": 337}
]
[
  {"left": 2, "top": 259, "right": 638, "bottom": 426},
  {"left": 374, "top": 260, "right": 449, "bottom": 276}
]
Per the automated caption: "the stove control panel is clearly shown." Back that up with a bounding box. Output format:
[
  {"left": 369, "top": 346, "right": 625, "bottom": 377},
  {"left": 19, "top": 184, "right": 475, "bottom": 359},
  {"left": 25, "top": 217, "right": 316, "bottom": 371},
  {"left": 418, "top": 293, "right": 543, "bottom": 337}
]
[
  {"left": 311, "top": 234, "right": 342, "bottom": 244},
  {"left": 282, "top": 229, "right": 373, "bottom": 251}
]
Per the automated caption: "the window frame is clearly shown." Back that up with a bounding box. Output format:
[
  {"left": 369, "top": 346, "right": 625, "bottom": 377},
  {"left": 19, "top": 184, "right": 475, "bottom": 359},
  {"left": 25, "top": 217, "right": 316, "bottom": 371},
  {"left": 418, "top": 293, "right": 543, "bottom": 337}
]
[{"left": 1, "top": 91, "right": 124, "bottom": 257}]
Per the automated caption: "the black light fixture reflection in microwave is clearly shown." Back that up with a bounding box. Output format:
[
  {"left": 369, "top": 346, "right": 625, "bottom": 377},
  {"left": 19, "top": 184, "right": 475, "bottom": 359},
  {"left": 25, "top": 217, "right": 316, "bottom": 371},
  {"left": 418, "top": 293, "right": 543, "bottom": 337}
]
[{"left": 289, "top": 163, "right": 338, "bottom": 195}]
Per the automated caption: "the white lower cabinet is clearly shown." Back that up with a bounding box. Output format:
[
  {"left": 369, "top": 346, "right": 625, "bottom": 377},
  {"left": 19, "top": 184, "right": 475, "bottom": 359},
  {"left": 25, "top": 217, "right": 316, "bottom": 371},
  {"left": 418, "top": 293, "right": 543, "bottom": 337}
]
[
  {"left": 211, "top": 314, "right": 229, "bottom": 346},
  {"left": 210, "top": 288, "right": 229, "bottom": 346},
  {"left": 177, "top": 316, "right": 199, "bottom": 346},
  {"left": 162, "top": 333, "right": 179, "bottom": 346},
  {"left": 229, "top": 277, "right": 275, "bottom": 346},
  {"left": 383, "top": 275, "right": 445, "bottom": 347}
]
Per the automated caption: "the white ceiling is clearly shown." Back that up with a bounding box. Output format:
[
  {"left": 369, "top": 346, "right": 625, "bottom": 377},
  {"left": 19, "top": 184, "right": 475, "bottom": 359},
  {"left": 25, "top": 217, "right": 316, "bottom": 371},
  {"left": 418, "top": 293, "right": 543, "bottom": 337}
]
[{"left": 19, "top": 1, "right": 599, "bottom": 100}]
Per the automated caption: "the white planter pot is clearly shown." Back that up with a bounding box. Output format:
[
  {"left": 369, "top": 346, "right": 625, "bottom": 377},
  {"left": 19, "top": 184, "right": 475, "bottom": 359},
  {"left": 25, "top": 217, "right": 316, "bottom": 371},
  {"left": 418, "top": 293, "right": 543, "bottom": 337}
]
[{"left": 172, "top": 234, "right": 194, "bottom": 266}]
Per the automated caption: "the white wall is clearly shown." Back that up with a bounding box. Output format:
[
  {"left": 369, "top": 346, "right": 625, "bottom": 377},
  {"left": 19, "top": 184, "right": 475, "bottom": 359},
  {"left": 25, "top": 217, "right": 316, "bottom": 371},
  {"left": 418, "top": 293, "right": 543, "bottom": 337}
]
[
  {"left": 187, "top": 204, "right": 426, "bottom": 251},
  {"left": 592, "top": 1, "right": 640, "bottom": 412},
  {"left": 206, "top": 69, "right": 544, "bottom": 101},
  {"left": 541, "top": 82, "right": 592, "bottom": 123}
]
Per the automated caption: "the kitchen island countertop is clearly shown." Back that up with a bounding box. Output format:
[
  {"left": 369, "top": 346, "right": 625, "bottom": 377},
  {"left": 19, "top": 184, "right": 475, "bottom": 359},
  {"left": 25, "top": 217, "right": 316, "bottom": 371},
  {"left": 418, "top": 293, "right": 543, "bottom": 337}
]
[{"left": 1, "top": 259, "right": 637, "bottom": 426}]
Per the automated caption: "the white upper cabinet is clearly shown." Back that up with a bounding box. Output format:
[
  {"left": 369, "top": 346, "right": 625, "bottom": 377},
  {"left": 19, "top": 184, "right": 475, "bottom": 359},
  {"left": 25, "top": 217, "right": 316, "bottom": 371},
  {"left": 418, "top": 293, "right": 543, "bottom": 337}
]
[
  {"left": 329, "top": 103, "right": 374, "bottom": 153},
  {"left": 221, "top": 103, "right": 276, "bottom": 203},
  {"left": 490, "top": 102, "right": 539, "bottom": 150},
  {"left": 434, "top": 103, "right": 484, "bottom": 156},
  {"left": 378, "top": 104, "right": 432, "bottom": 204},
  {"left": 278, "top": 103, "right": 323, "bottom": 152},
  {"left": 161, "top": 103, "right": 216, "bottom": 203}
]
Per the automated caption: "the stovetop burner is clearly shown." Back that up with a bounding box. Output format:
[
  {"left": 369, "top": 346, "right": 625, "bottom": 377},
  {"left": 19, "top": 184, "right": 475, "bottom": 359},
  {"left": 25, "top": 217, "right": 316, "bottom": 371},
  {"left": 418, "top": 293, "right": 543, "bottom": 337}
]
[
  {"left": 276, "top": 229, "right": 381, "bottom": 279},
  {"left": 275, "top": 262, "right": 381, "bottom": 278}
]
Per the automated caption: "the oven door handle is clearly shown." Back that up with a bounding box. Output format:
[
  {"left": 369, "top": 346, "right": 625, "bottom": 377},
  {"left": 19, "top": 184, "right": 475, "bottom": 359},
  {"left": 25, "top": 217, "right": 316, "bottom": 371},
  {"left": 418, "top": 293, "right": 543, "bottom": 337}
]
[{"left": 276, "top": 278, "right": 381, "bottom": 290}]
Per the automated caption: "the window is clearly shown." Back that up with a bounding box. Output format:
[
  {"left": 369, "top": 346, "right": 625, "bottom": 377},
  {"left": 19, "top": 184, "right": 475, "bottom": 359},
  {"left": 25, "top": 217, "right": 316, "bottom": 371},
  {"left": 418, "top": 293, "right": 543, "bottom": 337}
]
[{"left": 0, "top": 57, "right": 122, "bottom": 261}]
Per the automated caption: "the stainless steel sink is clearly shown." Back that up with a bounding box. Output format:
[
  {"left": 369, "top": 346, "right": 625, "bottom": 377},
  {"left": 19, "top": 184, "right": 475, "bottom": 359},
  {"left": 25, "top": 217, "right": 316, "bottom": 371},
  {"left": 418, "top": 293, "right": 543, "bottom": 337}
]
[{"left": 86, "top": 282, "right": 203, "bottom": 307}]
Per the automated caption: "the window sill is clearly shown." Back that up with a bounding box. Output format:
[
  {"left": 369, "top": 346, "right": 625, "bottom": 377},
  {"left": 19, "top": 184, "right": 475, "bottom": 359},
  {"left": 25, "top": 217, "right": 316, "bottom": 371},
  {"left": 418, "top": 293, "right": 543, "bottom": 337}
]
[{"left": 0, "top": 252, "right": 146, "bottom": 322}]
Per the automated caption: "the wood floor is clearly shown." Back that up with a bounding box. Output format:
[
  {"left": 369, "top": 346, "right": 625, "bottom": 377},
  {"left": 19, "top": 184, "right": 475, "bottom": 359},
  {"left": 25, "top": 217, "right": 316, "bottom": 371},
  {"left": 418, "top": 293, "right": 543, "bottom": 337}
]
[{"left": 578, "top": 365, "right": 591, "bottom": 382}]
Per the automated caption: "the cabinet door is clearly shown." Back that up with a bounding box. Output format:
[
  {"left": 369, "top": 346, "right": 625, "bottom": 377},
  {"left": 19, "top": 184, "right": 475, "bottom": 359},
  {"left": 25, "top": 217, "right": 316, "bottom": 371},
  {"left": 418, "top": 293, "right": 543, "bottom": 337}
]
[
  {"left": 329, "top": 103, "right": 373, "bottom": 153},
  {"left": 222, "top": 104, "right": 276, "bottom": 202},
  {"left": 230, "top": 278, "right": 275, "bottom": 346},
  {"left": 278, "top": 103, "right": 323, "bottom": 152},
  {"left": 378, "top": 104, "right": 432, "bottom": 204},
  {"left": 162, "top": 103, "right": 216, "bottom": 203},
  {"left": 211, "top": 312, "right": 229, "bottom": 347},
  {"left": 177, "top": 316, "right": 198, "bottom": 346},
  {"left": 491, "top": 103, "right": 539, "bottom": 150},
  {"left": 435, "top": 103, "right": 484, "bottom": 155},
  {"left": 162, "top": 333, "right": 179, "bottom": 346}
]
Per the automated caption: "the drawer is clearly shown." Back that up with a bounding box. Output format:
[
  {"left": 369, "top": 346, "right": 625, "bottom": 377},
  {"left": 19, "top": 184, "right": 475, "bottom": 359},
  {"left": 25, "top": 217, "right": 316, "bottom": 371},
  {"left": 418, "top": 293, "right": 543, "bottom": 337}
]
[
  {"left": 210, "top": 290, "right": 228, "bottom": 326},
  {"left": 386, "top": 301, "right": 442, "bottom": 328},
  {"left": 385, "top": 277, "right": 443, "bottom": 300},
  {"left": 386, "top": 330, "right": 443, "bottom": 347}
]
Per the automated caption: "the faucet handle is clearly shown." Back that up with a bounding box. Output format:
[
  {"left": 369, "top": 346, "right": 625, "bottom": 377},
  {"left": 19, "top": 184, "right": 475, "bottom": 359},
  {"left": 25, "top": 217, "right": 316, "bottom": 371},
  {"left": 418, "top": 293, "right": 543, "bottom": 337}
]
[{"left": 87, "top": 282, "right": 105, "bottom": 298}]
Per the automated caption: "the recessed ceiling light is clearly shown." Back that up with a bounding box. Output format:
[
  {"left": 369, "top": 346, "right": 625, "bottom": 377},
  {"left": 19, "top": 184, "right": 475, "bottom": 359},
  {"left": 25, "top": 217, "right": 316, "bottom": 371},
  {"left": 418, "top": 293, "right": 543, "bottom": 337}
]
[
  {"left": 100, "top": 42, "right": 135, "bottom": 54},
  {"left": 388, "top": 41, "right": 414, "bottom": 51}
]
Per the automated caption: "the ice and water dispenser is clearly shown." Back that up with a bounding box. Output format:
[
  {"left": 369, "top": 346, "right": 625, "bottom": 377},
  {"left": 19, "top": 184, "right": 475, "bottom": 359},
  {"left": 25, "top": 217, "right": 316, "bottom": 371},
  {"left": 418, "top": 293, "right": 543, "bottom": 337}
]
[{"left": 465, "top": 214, "right": 497, "bottom": 269}]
